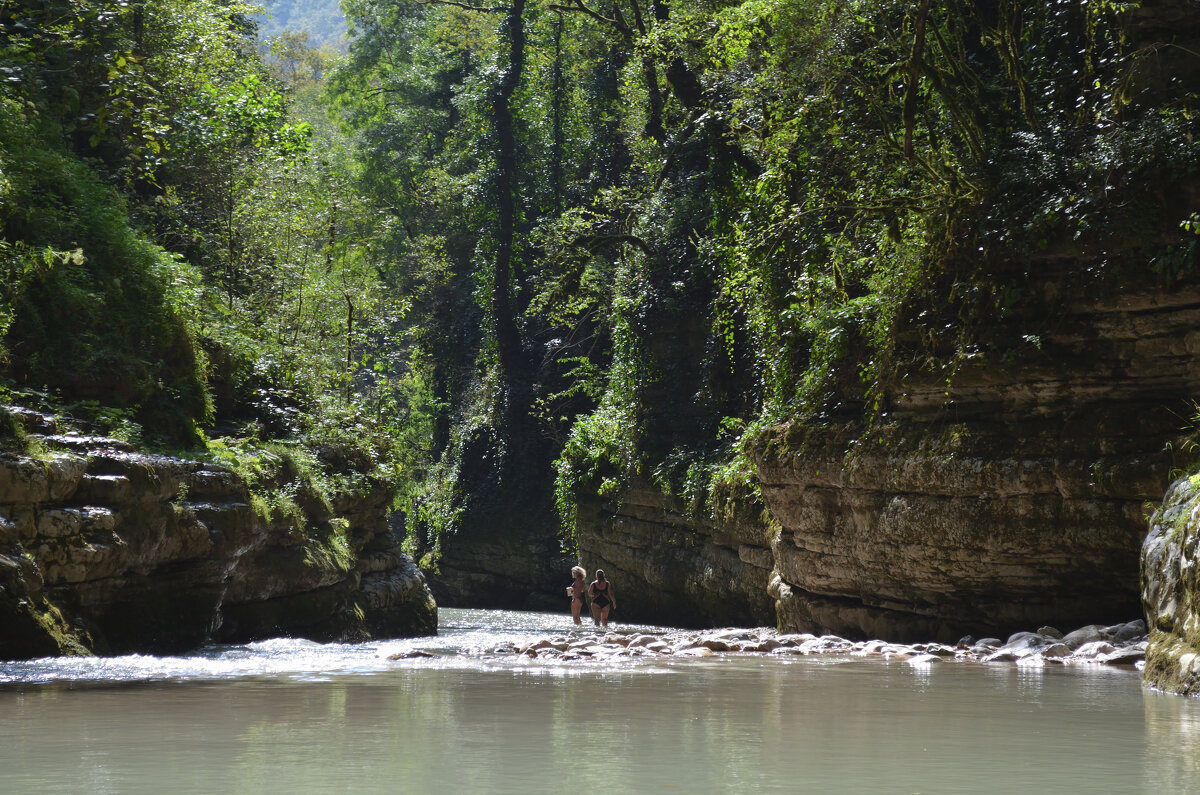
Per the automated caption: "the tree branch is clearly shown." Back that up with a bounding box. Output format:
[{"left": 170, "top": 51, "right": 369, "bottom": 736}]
[
  {"left": 546, "top": 0, "right": 627, "bottom": 34},
  {"left": 414, "top": 0, "right": 505, "bottom": 13}
]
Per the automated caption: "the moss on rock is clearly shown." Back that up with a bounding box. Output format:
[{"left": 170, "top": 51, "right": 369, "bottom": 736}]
[{"left": 1142, "top": 477, "right": 1200, "bottom": 696}]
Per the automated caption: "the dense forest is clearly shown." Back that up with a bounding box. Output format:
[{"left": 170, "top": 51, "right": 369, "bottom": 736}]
[{"left": 1, "top": 0, "right": 1197, "bottom": 600}]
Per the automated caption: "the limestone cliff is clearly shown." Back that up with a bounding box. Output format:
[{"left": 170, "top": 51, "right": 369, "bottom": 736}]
[
  {"left": 0, "top": 408, "right": 436, "bottom": 661},
  {"left": 577, "top": 477, "right": 774, "bottom": 628},
  {"left": 754, "top": 281, "right": 1200, "bottom": 641},
  {"left": 574, "top": 276, "right": 1200, "bottom": 639}
]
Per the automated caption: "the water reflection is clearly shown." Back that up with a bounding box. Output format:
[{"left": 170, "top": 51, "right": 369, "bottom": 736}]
[
  {"left": 1144, "top": 687, "right": 1200, "bottom": 791},
  {"left": 1, "top": 609, "right": 1198, "bottom": 793}
]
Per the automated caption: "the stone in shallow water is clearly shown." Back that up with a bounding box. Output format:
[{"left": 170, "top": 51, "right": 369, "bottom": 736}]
[
  {"left": 1042, "top": 643, "right": 1072, "bottom": 659},
  {"left": 1073, "top": 640, "right": 1117, "bottom": 659},
  {"left": 777, "top": 633, "right": 816, "bottom": 646},
  {"left": 1061, "top": 625, "right": 1105, "bottom": 649},
  {"left": 1005, "top": 631, "right": 1041, "bottom": 647},
  {"left": 1111, "top": 621, "right": 1146, "bottom": 642},
  {"left": 907, "top": 653, "right": 942, "bottom": 666},
  {"left": 984, "top": 650, "right": 1020, "bottom": 663},
  {"left": 1098, "top": 647, "right": 1145, "bottom": 666}
]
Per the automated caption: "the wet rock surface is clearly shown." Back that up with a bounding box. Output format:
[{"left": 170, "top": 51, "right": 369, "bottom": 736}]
[{"left": 0, "top": 407, "right": 436, "bottom": 660}]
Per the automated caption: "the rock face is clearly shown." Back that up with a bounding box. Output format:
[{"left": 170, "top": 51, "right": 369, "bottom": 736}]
[
  {"left": 0, "top": 409, "right": 436, "bottom": 660},
  {"left": 426, "top": 513, "right": 574, "bottom": 613},
  {"left": 577, "top": 281, "right": 1200, "bottom": 641},
  {"left": 1142, "top": 477, "right": 1200, "bottom": 696},
  {"left": 578, "top": 478, "right": 775, "bottom": 628},
  {"left": 753, "top": 285, "right": 1200, "bottom": 642}
]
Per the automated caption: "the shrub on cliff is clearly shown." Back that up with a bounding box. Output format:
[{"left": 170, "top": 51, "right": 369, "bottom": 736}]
[{"left": 0, "top": 98, "right": 210, "bottom": 443}]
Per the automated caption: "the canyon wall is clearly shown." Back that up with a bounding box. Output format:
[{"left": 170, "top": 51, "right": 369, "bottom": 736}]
[
  {"left": 577, "top": 477, "right": 775, "bottom": 628},
  {"left": 578, "top": 281, "right": 1200, "bottom": 639},
  {"left": 0, "top": 408, "right": 436, "bottom": 660}
]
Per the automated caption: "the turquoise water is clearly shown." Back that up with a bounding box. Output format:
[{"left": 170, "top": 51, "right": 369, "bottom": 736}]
[{"left": 2, "top": 608, "right": 1198, "bottom": 793}]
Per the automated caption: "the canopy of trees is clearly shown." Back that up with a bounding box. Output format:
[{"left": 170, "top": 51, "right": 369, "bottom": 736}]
[{"left": 2, "top": 0, "right": 1196, "bottom": 564}]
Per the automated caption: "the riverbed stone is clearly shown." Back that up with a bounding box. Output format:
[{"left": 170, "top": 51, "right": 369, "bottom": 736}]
[
  {"left": 1099, "top": 647, "right": 1145, "bottom": 666},
  {"left": 1062, "top": 625, "right": 1105, "bottom": 649},
  {"left": 1111, "top": 620, "right": 1146, "bottom": 642},
  {"left": 1073, "top": 640, "right": 1118, "bottom": 659}
]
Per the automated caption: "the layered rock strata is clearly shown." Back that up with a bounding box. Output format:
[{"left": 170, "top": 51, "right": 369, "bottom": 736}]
[
  {"left": 754, "top": 285, "right": 1200, "bottom": 642},
  {"left": 1142, "top": 477, "right": 1200, "bottom": 696},
  {"left": 577, "top": 478, "right": 775, "bottom": 628},
  {"left": 578, "top": 282, "right": 1200, "bottom": 642},
  {"left": 0, "top": 408, "right": 436, "bottom": 660}
]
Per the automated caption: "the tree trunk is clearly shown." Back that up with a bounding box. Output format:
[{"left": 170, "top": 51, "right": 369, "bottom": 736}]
[{"left": 491, "top": 0, "right": 527, "bottom": 383}]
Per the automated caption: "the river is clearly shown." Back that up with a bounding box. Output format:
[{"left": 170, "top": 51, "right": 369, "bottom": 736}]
[{"left": 2, "top": 608, "right": 1199, "bottom": 793}]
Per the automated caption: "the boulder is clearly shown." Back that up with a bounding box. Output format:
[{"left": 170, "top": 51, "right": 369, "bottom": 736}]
[{"left": 1141, "top": 478, "right": 1200, "bottom": 695}]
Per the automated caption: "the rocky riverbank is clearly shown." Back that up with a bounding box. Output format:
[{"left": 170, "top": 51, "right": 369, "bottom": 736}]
[{"left": 389, "top": 618, "right": 1149, "bottom": 668}]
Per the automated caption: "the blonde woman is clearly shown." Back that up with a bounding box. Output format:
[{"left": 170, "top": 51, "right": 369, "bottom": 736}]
[
  {"left": 588, "top": 569, "right": 616, "bottom": 627},
  {"left": 568, "top": 566, "right": 588, "bottom": 625}
]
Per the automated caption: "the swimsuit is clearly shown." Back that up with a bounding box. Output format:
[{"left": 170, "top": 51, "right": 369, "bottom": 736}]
[
  {"left": 591, "top": 582, "right": 610, "bottom": 608},
  {"left": 571, "top": 582, "right": 586, "bottom": 602}
]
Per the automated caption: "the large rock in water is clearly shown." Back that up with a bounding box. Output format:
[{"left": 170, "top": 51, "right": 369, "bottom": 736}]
[
  {"left": 1142, "top": 477, "right": 1200, "bottom": 696},
  {"left": 0, "top": 410, "right": 436, "bottom": 660}
]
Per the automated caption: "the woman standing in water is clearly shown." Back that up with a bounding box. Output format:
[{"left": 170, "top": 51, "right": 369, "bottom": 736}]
[
  {"left": 568, "top": 566, "right": 588, "bottom": 625},
  {"left": 588, "top": 569, "right": 616, "bottom": 627}
]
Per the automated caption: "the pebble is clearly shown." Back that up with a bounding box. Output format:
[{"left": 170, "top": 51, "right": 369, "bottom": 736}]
[{"left": 386, "top": 621, "right": 1149, "bottom": 669}]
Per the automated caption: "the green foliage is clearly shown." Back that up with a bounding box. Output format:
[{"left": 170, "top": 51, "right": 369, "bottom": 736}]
[
  {"left": 7, "top": 0, "right": 1182, "bottom": 570},
  {"left": 0, "top": 95, "right": 210, "bottom": 442},
  {"left": 0, "top": 0, "right": 429, "bottom": 524}
]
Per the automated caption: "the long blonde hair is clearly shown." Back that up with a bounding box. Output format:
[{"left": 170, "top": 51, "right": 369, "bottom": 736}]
[{"left": 571, "top": 566, "right": 586, "bottom": 580}]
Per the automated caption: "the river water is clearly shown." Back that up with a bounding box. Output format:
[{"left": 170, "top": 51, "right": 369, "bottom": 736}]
[{"left": 3, "top": 608, "right": 1199, "bottom": 793}]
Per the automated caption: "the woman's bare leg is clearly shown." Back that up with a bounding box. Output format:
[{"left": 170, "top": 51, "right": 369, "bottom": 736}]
[{"left": 571, "top": 600, "right": 582, "bottom": 625}]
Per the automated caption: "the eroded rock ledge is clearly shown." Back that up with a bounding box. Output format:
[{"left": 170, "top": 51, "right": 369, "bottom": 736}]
[
  {"left": 1142, "top": 477, "right": 1200, "bottom": 696},
  {"left": 0, "top": 407, "right": 436, "bottom": 661}
]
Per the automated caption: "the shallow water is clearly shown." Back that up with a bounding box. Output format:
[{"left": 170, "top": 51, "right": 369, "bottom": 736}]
[{"left": 3, "top": 609, "right": 1199, "bottom": 793}]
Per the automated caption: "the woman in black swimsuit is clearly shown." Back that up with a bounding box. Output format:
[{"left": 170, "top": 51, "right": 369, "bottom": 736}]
[
  {"left": 568, "top": 566, "right": 587, "bottom": 625},
  {"left": 588, "top": 569, "right": 616, "bottom": 627}
]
